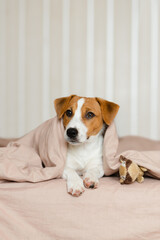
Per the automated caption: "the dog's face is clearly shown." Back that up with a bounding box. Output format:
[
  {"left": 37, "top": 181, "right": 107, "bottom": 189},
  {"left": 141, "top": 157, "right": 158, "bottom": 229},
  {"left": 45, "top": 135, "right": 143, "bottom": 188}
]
[{"left": 54, "top": 95, "right": 119, "bottom": 145}]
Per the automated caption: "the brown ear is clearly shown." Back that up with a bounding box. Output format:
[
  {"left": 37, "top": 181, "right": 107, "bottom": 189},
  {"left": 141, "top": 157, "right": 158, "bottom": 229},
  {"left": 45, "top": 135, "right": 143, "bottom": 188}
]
[
  {"left": 96, "top": 97, "right": 120, "bottom": 125},
  {"left": 54, "top": 95, "right": 76, "bottom": 119}
]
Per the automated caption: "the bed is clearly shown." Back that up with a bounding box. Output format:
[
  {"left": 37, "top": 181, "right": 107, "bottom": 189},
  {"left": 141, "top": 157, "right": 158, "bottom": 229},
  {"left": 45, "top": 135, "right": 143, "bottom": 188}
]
[
  {"left": 0, "top": 117, "right": 160, "bottom": 239},
  {"left": 0, "top": 176, "right": 160, "bottom": 239}
]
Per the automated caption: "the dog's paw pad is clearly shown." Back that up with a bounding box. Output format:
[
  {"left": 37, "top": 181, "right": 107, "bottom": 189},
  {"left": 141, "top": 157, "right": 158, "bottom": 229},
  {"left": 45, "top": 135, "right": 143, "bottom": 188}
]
[
  {"left": 83, "top": 178, "right": 98, "bottom": 189},
  {"left": 68, "top": 188, "right": 73, "bottom": 195},
  {"left": 73, "top": 190, "right": 83, "bottom": 197},
  {"left": 67, "top": 181, "right": 85, "bottom": 197}
]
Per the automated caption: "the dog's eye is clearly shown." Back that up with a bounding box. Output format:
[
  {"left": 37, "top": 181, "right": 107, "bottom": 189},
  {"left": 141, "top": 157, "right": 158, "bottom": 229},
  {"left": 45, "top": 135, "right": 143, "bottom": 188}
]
[
  {"left": 86, "top": 112, "right": 95, "bottom": 119},
  {"left": 66, "top": 110, "right": 73, "bottom": 117}
]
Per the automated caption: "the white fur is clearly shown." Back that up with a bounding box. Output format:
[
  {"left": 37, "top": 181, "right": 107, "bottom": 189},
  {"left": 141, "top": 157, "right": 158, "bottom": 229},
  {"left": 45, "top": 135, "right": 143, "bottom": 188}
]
[
  {"left": 64, "top": 98, "right": 88, "bottom": 144},
  {"left": 62, "top": 98, "right": 104, "bottom": 196}
]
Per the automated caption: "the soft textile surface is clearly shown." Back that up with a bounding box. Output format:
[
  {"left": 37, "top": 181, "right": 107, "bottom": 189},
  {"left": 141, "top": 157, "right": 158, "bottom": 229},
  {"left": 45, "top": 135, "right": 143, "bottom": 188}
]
[
  {"left": 103, "top": 123, "right": 160, "bottom": 178},
  {"left": 0, "top": 117, "right": 160, "bottom": 240},
  {"left": 0, "top": 177, "right": 160, "bottom": 240},
  {"left": 0, "top": 116, "right": 160, "bottom": 182},
  {"left": 0, "top": 118, "right": 67, "bottom": 182}
]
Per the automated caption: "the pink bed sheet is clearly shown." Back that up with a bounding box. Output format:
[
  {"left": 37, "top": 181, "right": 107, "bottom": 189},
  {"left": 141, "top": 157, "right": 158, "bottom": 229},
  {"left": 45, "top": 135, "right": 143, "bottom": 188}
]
[
  {"left": 0, "top": 117, "right": 160, "bottom": 239},
  {"left": 0, "top": 177, "right": 160, "bottom": 240}
]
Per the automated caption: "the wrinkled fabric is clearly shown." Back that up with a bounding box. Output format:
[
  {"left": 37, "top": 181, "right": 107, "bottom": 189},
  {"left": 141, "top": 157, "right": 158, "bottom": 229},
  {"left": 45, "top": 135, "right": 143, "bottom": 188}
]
[
  {"left": 103, "top": 122, "right": 160, "bottom": 178},
  {"left": 0, "top": 117, "right": 67, "bottom": 182},
  {"left": 1, "top": 117, "right": 160, "bottom": 240},
  {"left": 0, "top": 117, "right": 160, "bottom": 182},
  {"left": 0, "top": 177, "right": 160, "bottom": 240}
]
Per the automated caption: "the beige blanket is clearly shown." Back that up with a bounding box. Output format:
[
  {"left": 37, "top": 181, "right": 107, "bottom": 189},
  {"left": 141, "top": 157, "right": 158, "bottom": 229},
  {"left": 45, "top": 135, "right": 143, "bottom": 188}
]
[
  {"left": 1, "top": 117, "right": 160, "bottom": 240},
  {"left": 0, "top": 116, "right": 160, "bottom": 182}
]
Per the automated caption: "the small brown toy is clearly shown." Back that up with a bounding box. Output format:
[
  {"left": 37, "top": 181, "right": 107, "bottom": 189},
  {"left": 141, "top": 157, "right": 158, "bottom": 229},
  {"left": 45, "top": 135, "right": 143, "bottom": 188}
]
[{"left": 119, "top": 155, "right": 147, "bottom": 184}]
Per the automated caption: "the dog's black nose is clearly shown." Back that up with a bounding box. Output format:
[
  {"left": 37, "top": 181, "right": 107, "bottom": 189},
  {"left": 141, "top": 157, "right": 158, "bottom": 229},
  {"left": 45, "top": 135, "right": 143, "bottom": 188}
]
[{"left": 67, "top": 128, "right": 78, "bottom": 139}]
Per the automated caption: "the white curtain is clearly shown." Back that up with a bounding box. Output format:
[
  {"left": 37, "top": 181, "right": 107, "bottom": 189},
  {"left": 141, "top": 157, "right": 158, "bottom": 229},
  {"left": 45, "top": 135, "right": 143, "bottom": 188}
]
[{"left": 0, "top": 0, "right": 159, "bottom": 139}]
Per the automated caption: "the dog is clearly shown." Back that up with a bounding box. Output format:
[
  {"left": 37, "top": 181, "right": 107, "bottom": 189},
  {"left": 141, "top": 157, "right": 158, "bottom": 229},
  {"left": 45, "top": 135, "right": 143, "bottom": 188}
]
[
  {"left": 54, "top": 95, "right": 119, "bottom": 196},
  {"left": 0, "top": 95, "right": 119, "bottom": 197}
]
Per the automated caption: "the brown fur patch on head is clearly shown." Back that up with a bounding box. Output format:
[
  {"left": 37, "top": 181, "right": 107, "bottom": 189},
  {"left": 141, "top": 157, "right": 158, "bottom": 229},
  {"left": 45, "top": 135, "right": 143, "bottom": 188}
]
[
  {"left": 54, "top": 95, "right": 76, "bottom": 119},
  {"left": 96, "top": 97, "right": 120, "bottom": 125},
  {"left": 62, "top": 96, "right": 82, "bottom": 129},
  {"left": 81, "top": 98, "right": 104, "bottom": 137}
]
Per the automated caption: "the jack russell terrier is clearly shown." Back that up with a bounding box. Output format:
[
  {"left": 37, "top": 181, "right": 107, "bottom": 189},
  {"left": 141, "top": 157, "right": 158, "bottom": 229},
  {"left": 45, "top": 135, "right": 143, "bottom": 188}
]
[
  {"left": 54, "top": 95, "right": 119, "bottom": 197},
  {"left": 0, "top": 95, "right": 119, "bottom": 197}
]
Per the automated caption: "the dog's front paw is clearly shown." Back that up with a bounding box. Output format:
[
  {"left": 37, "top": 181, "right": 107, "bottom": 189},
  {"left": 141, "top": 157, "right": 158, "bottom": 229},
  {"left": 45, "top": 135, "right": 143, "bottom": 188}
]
[
  {"left": 83, "top": 176, "right": 99, "bottom": 189},
  {"left": 67, "top": 179, "right": 85, "bottom": 197}
]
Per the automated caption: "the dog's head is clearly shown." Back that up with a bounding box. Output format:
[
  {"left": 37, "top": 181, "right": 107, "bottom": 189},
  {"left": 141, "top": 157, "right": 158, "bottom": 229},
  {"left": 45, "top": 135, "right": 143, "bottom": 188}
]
[{"left": 54, "top": 95, "right": 119, "bottom": 145}]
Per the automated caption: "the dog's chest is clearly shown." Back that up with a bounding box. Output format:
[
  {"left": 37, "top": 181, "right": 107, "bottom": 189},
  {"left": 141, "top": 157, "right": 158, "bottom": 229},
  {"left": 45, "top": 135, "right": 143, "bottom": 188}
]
[{"left": 66, "top": 134, "right": 103, "bottom": 172}]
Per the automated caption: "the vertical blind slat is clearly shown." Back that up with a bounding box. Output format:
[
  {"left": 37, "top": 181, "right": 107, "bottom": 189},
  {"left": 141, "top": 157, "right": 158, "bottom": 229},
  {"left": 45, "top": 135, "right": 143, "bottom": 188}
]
[
  {"left": 0, "top": 0, "right": 7, "bottom": 136},
  {"left": 42, "top": 0, "right": 50, "bottom": 121},
  {"left": 86, "top": 0, "right": 94, "bottom": 97},
  {"left": 61, "top": 0, "right": 70, "bottom": 96},
  {"left": 105, "top": 0, "right": 114, "bottom": 101},
  {"left": 18, "top": 0, "right": 26, "bottom": 136},
  {"left": 130, "top": 0, "right": 139, "bottom": 135},
  {"left": 150, "top": 0, "right": 159, "bottom": 139}
]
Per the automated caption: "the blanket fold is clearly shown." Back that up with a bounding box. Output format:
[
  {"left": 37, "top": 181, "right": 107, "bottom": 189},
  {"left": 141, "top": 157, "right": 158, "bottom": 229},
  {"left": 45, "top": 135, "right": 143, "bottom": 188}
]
[
  {"left": 0, "top": 117, "right": 160, "bottom": 182},
  {"left": 103, "top": 123, "right": 160, "bottom": 178}
]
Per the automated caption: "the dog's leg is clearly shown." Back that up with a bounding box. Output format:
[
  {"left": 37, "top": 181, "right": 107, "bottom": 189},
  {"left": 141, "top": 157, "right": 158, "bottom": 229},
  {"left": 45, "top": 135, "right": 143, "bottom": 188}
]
[
  {"left": 83, "top": 162, "right": 104, "bottom": 189},
  {"left": 63, "top": 167, "right": 85, "bottom": 197}
]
